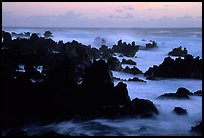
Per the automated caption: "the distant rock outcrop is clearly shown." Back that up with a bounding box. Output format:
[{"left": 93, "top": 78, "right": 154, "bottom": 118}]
[
  {"left": 144, "top": 55, "right": 202, "bottom": 79},
  {"left": 112, "top": 40, "right": 139, "bottom": 57},
  {"left": 146, "top": 41, "right": 158, "bottom": 48},
  {"left": 168, "top": 46, "right": 188, "bottom": 57},
  {"left": 43, "top": 31, "right": 53, "bottom": 38}
]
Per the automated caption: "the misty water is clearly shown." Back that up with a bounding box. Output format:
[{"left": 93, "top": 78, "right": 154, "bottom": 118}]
[{"left": 2, "top": 27, "right": 202, "bottom": 136}]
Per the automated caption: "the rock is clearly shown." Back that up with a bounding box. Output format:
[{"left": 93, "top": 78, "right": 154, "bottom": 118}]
[
  {"left": 112, "top": 40, "right": 139, "bottom": 57},
  {"left": 157, "top": 87, "right": 193, "bottom": 99},
  {"left": 146, "top": 41, "right": 157, "bottom": 48},
  {"left": 190, "top": 121, "right": 202, "bottom": 134},
  {"left": 107, "top": 57, "right": 123, "bottom": 71},
  {"left": 194, "top": 90, "right": 202, "bottom": 96},
  {"left": 123, "top": 66, "right": 143, "bottom": 75},
  {"left": 144, "top": 55, "right": 202, "bottom": 79},
  {"left": 2, "top": 31, "right": 12, "bottom": 43},
  {"left": 43, "top": 31, "right": 53, "bottom": 38},
  {"left": 121, "top": 58, "right": 136, "bottom": 65},
  {"left": 123, "top": 98, "right": 159, "bottom": 117},
  {"left": 168, "top": 46, "right": 188, "bottom": 57},
  {"left": 128, "top": 77, "right": 146, "bottom": 82},
  {"left": 30, "top": 33, "right": 40, "bottom": 41},
  {"left": 99, "top": 45, "right": 114, "bottom": 59},
  {"left": 172, "top": 107, "right": 187, "bottom": 115}
]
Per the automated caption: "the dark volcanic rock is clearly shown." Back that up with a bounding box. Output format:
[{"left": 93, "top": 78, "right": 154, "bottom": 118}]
[
  {"left": 43, "top": 31, "right": 53, "bottom": 38},
  {"left": 107, "top": 57, "right": 123, "bottom": 71},
  {"left": 99, "top": 45, "right": 114, "bottom": 59},
  {"left": 122, "top": 98, "right": 159, "bottom": 118},
  {"left": 172, "top": 107, "right": 187, "bottom": 115},
  {"left": 112, "top": 40, "right": 139, "bottom": 57},
  {"left": 146, "top": 41, "right": 157, "bottom": 48},
  {"left": 128, "top": 77, "right": 146, "bottom": 82},
  {"left": 121, "top": 58, "right": 136, "bottom": 65},
  {"left": 144, "top": 55, "right": 202, "bottom": 79},
  {"left": 190, "top": 121, "right": 202, "bottom": 134},
  {"left": 168, "top": 46, "right": 188, "bottom": 57},
  {"left": 157, "top": 87, "right": 193, "bottom": 99},
  {"left": 123, "top": 66, "right": 143, "bottom": 75},
  {"left": 194, "top": 90, "right": 202, "bottom": 96}
]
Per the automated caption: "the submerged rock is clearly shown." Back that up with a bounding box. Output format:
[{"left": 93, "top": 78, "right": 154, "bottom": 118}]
[
  {"left": 172, "top": 107, "right": 187, "bottom": 115},
  {"left": 157, "top": 87, "right": 193, "bottom": 99},
  {"left": 128, "top": 77, "right": 146, "bottom": 82}
]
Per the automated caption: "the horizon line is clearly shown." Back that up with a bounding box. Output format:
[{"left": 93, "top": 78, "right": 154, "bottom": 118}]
[{"left": 2, "top": 26, "right": 202, "bottom": 29}]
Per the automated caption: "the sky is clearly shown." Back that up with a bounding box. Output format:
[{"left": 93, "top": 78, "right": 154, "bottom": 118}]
[{"left": 2, "top": 2, "right": 202, "bottom": 28}]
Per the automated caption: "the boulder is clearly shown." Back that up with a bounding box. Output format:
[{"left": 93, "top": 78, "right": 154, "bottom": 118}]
[
  {"left": 172, "top": 107, "right": 187, "bottom": 115},
  {"left": 122, "top": 98, "right": 159, "bottom": 118},
  {"left": 157, "top": 87, "right": 193, "bottom": 99}
]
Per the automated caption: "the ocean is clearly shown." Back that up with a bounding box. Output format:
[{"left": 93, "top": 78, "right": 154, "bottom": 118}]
[{"left": 2, "top": 27, "right": 202, "bottom": 136}]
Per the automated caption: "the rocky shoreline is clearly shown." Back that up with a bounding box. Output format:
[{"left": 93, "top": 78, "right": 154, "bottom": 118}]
[{"left": 2, "top": 31, "right": 202, "bottom": 136}]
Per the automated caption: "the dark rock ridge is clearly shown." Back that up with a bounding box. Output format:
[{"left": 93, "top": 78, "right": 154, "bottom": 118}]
[
  {"left": 128, "top": 77, "right": 146, "bottom": 82},
  {"left": 121, "top": 58, "right": 136, "bottom": 65},
  {"left": 123, "top": 66, "right": 143, "bottom": 75},
  {"left": 11, "top": 32, "right": 31, "bottom": 38},
  {"left": 2, "top": 32, "right": 158, "bottom": 130},
  {"left": 157, "top": 87, "right": 193, "bottom": 99},
  {"left": 168, "top": 46, "right": 187, "bottom": 57},
  {"left": 144, "top": 55, "right": 202, "bottom": 79},
  {"left": 112, "top": 40, "right": 139, "bottom": 57},
  {"left": 172, "top": 107, "right": 187, "bottom": 115}
]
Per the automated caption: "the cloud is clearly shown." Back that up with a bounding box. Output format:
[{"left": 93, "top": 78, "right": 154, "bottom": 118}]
[
  {"left": 115, "top": 5, "right": 135, "bottom": 13},
  {"left": 109, "top": 12, "right": 134, "bottom": 19}
]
